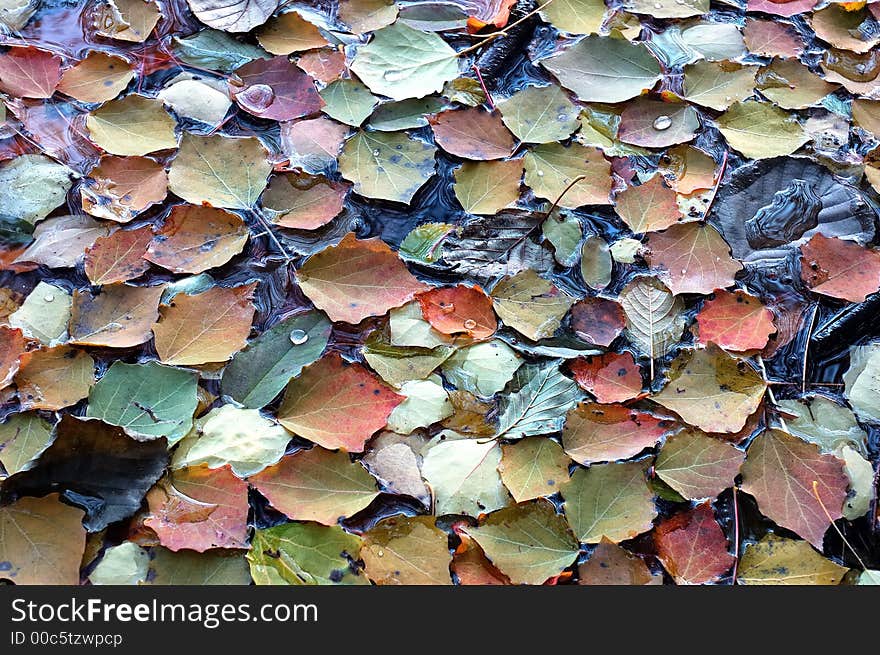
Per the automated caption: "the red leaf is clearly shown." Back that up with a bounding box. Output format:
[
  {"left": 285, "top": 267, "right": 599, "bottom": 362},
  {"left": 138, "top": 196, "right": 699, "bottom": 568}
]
[
  {"left": 429, "top": 108, "right": 516, "bottom": 160},
  {"left": 570, "top": 352, "right": 645, "bottom": 403},
  {"left": 746, "top": 0, "right": 817, "bottom": 16},
  {"left": 654, "top": 503, "right": 735, "bottom": 585},
  {"left": 0, "top": 46, "right": 62, "bottom": 99},
  {"left": 695, "top": 289, "right": 777, "bottom": 352},
  {"left": 145, "top": 464, "right": 249, "bottom": 552},
  {"left": 466, "top": 0, "right": 517, "bottom": 32},
  {"left": 417, "top": 284, "right": 498, "bottom": 340},
  {"left": 277, "top": 352, "right": 404, "bottom": 452},
  {"left": 563, "top": 402, "right": 672, "bottom": 465},
  {"left": 569, "top": 297, "right": 626, "bottom": 347},
  {"left": 0, "top": 326, "right": 27, "bottom": 389},
  {"left": 84, "top": 226, "right": 153, "bottom": 285},
  {"left": 799, "top": 233, "right": 880, "bottom": 303},
  {"left": 229, "top": 56, "right": 323, "bottom": 121}
]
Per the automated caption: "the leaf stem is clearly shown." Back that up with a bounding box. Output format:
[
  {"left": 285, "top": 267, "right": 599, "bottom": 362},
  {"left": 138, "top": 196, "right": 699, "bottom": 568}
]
[
  {"left": 454, "top": 0, "right": 556, "bottom": 59},
  {"left": 812, "top": 480, "right": 869, "bottom": 572},
  {"left": 731, "top": 486, "right": 740, "bottom": 585},
  {"left": 543, "top": 174, "right": 587, "bottom": 219}
]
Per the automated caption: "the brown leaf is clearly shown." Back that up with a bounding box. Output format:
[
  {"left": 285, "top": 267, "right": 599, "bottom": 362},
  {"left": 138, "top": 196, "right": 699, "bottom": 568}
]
[
  {"left": 84, "top": 226, "right": 153, "bottom": 285},
  {"left": 81, "top": 155, "right": 168, "bottom": 223},
  {"left": 256, "top": 11, "right": 329, "bottom": 54},
  {"left": 654, "top": 502, "right": 735, "bottom": 584},
  {"left": 741, "top": 429, "right": 848, "bottom": 549},
  {"left": 69, "top": 284, "right": 163, "bottom": 348},
  {"left": 743, "top": 18, "right": 803, "bottom": 59},
  {"left": 429, "top": 107, "right": 516, "bottom": 160},
  {"left": 451, "top": 531, "right": 511, "bottom": 585},
  {"left": 569, "top": 297, "right": 626, "bottom": 347},
  {"left": 296, "top": 233, "right": 428, "bottom": 324},
  {"left": 614, "top": 175, "right": 684, "bottom": 234},
  {"left": 57, "top": 52, "right": 135, "bottom": 103},
  {"left": 0, "top": 326, "right": 27, "bottom": 389},
  {"left": 229, "top": 56, "right": 323, "bottom": 121},
  {"left": 261, "top": 173, "right": 349, "bottom": 230},
  {"left": 296, "top": 50, "right": 347, "bottom": 84},
  {"left": 799, "top": 233, "right": 880, "bottom": 303},
  {"left": 280, "top": 116, "right": 348, "bottom": 171},
  {"left": 152, "top": 283, "right": 257, "bottom": 365},
  {"left": 654, "top": 428, "right": 745, "bottom": 500},
  {"left": 277, "top": 352, "right": 404, "bottom": 452},
  {"left": 579, "top": 537, "right": 660, "bottom": 585},
  {"left": 563, "top": 402, "right": 672, "bottom": 465},
  {"left": 15, "top": 346, "right": 95, "bottom": 410},
  {"left": 618, "top": 98, "right": 699, "bottom": 148},
  {"left": 417, "top": 284, "right": 497, "bottom": 340},
  {"left": 145, "top": 464, "right": 249, "bottom": 552},
  {"left": 361, "top": 515, "right": 452, "bottom": 585},
  {"left": 645, "top": 223, "right": 743, "bottom": 295}
]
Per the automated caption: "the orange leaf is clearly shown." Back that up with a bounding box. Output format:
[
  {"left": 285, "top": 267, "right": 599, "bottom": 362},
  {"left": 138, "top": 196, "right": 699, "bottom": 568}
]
[
  {"left": 614, "top": 175, "right": 683, "bottom": 234},
  {"left": 0, "top": 326, "right": 27, "bottom": 389},
  {"left": 145, "top": 464, "right": 249, "bottom": 552},
  {"left": 277, "top": 352, "right": 404, "bottom": 452},
  {"left": 15, "top": 346, "right": 95, "bottom": 410},
  {"left": 645, "top": 223, "right": 743, "bottom": 295},
  {"left": 695, "top": 289, "right": 776, "bottom": 352},
  {"left": 84, "top": 225, "right": 153, "bottom": 285},
  {"left": 81, "top": 155, "right": 168, "bottom": 223},
  {"left": 69, "top": 284, "right": 163, "bottom": 348},
  {"left": 145, "top": 205, "right": 249, "bottom": 274},
  {"left": 799, "top": 233, "right": 880, "bottom": 302},
  {"left": 563, "top": 402, "right": 672, "bottom": 465},
  {"left": 417, "top": 284, "right": 497, "bottom": 339},
  {"left": 570, "top": 352, "right": 645, "bottom": 403},
  {"left": 152, "top": 283, "right": 257, "bottom": 365},
  {"left": 452, "top": 533, "right": 512, "bottom": 585},
  {"left": 654, "top": 503, "right": 735, "bottom": 585},
  {"left": 296, "top": 233, "right": 428, "bottom": 324}
]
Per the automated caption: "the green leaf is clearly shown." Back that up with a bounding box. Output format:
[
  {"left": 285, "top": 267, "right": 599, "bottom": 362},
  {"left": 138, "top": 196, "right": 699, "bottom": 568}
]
[
  {"left": 221, "top": 311, "right": 331, "bottom": 409},
  {"left": 339, "top": 130, "right": 437, "bottom": 203},
  {"left": 776, "top": 395, "right": 868, "bottom": 456},
  {"left": 350, "top": 22, "right": 459, "bottom": 101},
  {"left": 172, "top": 29, "right": 269, "bottom": 72},
  {"left": 542, "top": 211, "right": 583, "bottom": 266},
  {"left": 498, "top": 85, "right": 579, "bottom": 143},
  {"left": 320, "top": 78, "right": 379, "bottom": 126},
  {"left": 527, "top": 143, "right": 612, "bottom": 209},
  {"left": 490, "top": 270, "right": 575, "bottom": 341},
  {"left": 8, "top": 282, "right": 71, "bottom": 346},
  {"left": 399, "top": 223, "right": 454, "bottom": 263},
  {"left": 362, "top": 334, "right": 454, "bottom": 389},
  {"left": 89, "top": 542, "right": 149, "bottom": 585},
  {"left": 716, "top": 101, "right": 809, "bottom": 159},
  {"left": 86, "top": 361, "right": 199, "bottom": 443},
  {"left": 0, "top": 413, "right": 54, "bottom": 477},
  {"left": 561, "top": 461, "right": 657, "bottom": 543},
  {"left": 147, "top": 548, "right": 252, "bottom": 585},
  {"left": 580, "top": 234, "right": 612, "bottom": 290},
  {"left": 541, "top": 35, "right": 662, "bottom": 103},
  {"left": 495, "top": 359, "right": 581, "bottom": 439},
  {"left": 442, "top": 340, "right": 521, "bottom": 397},
  {"left": 368, "top": 97, "right": 446, "bottom": 131},
  {"left": 0, "top": 155, "right": 72, "bottom": 224},
  {"left": 422, "top": 435, "right": 509, "bottom": 516},
  {"left": 466, "top": 500, "right": 579, "bottom": 584},
  {"left": 248, "top": 523, "right": 366, "bottom": 585},
  {"left": 539, "top": 0, "right": 606, "bottom": 34},
  {"left": 499, "top": 437, "right": 571, "bottom": 502},
  {"left": 737, "top": 534, "right": 848, "bottom": 585},
  {"left": 386, "top": 377, "right": 453, "bottom": 434}
]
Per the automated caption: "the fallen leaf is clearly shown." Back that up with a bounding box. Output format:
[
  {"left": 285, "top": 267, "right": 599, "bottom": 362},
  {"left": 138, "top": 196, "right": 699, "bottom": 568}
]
[
  {"left": 451, "top": 532, "right": 511, "bottom": 585},
  {"left": 386, "top": 377, "right": 453, "bottom": 434},
  {"left": 579, "top": 537, "right": 661, "bottom": 585},
  {"left": 0, "top": 494, "right": 85, "bottom": 585},
  {"left": 281, "top": 117, "right": 348, "bottom": 174},
  {"left": 495, "top": 359, "right": 581, "bottom": 439},
  {"left": 16, "top": 346, "right": 95, "bottom": 410},
  {"left": 757, "top": 59, "right": 838, "bottom": 110},
  {"left": 14, "top": 215, "right": 110, "bottom": 268},
  {"left": 0, "top": 154, "right": 73, "bottom": 224},
  {"left": 654, "top": 429, "right": 745, "bottom": 500},
  {"left": 417, "top": 284, "right": 497, "bottom": 339},
  {"left": 0, "top": 46, "right": 62, "bottom": 98},
  {"left": 256, "top": 10, "right": 328, "bottom": 54},
  {"left": 618, "top": 98, "right": 700, "bottom": 148},
  {"left": 539, "top": 0, "right": 605, "bottom": 34},
  {"left": 57, "top": 52, "right": 135, "bottom": 103},
  {"left": 229, "top": 56, "right": 323, "bottom": 121},
  {"left": 619, "top": 276, "right": 687, "bottom": 360},
  {"left": 250, "top": 447, "right": 378, "bottom": 524},
  {"left": 361, "top": 515, "right": 452, "bottom": 585},
  {"left": 453, "top": 160, "right": 523, "bottom": 215},
  {"left": 569, "top": 297, "right": 626, "bottom": 348},
  {"left": 499, "top": 437, "right": 571, "bottom": 502},
  {"left": 614, "top": 175, "right": 684, "bottom": 234},
  {"left": 422, "top": 436, "right": 509, "bottom": 516},
  {"left": 441, "top": 340, "right": 521, "bottom": 397},
  {"left": 0, "top": 412, "right": 53, "bottom": 477},
  {"left": 741, "top": 429, "right": 848, "bottom": 549},
  {"left": 682, "top": 61, "right": 758, "bottom": 111},
  {"left": 569, "top": 352, "right": 644, "bottom": 403},
  {"left": 466, "top": 500, "right": 579, "bottom": 585},
  {"left": 738, "top": 534, "right": 847, "bottom": 585},
  {"left": 277, "top": 352, "right": 403, "bottom": 452},
  {"left": 562, "top": 402, "right": 670, "bottom": 464},
  {"left": 145, "top": 205, "right": 248, "bottom": 274},
  {"left": 69, "top": 284, "right": 163, "bottom": 347},
  {"left": 799, "top": 233, "right": 880, "bottom": 303},
  {"left": 152, "top": 283, "right": 256, "bottom": 365},
  {"left": 8, "top": 282, "right": 72, "bottom": 346},
  {"left": 261, "top": 174, "right": 349, "bottom": 230},
  {"left": 86, "top": 95, "right": 178, "bottom": 156},
  {"left": 296, "top": 233, "right": 427, "bottom": 324},
  {"left": 94, "top": 0, "right": 160, "bottom": 42},
  {"left": 81, "top": 155, "right": 168, "bottom": 223},
  {"left": 716, "top": 101, "right": 809, "bottom": 159},
  {"left": 145, "top": 464, "right": 249, "bottom": 551},
  {"left": 490, "top": 270, "right": 574, "bottom": 341},
  {"left": 497, "top": 84, "right": 579, "bottom": 143},
  {"left": 654, "top": 503, "right": 735, "bottom": 584},
  {"left": 184, "top": 0, "right": 278, "bottom": 32},
  {"left": 147, "top": 548, "right": 251, "bottom": 585},
  {"left": 430, "top": 107, "right": 515, "bottom": 160},
  {"left": 561, "top": 461, "right": 657, "bottom": 543},
  {"left": 743, "top": 19, "right": 803, "bottom": 59},
  {"left": 83, "top": 226, "right": 154, "bottom": 285},
  {"left": 89, "top": 541, "right": 149, "bottom": 585},
  {"left": 320, "top": 78, "right": 379, "bottom": 126},
  {"left": 695, "top": 289, "right": 776, "bottom": 352},
  {"left": 524, "top": 143, "right": 612, "bottom": 207}
]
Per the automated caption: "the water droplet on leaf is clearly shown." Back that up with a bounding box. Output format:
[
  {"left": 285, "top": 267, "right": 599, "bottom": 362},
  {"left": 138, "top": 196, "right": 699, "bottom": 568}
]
[
  {"left": 653, "top": 115, "right": 672, "bottom": 131},
  {"left": 236, "top": 84, "right": 275, "bottom": 114},
  {"left": 463, "top": 319, "right": 477, "bottom": 330},
  {"left": 289, "top": 329, "right": 309, "bottom": 345},
  {"left": 43, "top": 294, "right": 54, "bottom": 303}
]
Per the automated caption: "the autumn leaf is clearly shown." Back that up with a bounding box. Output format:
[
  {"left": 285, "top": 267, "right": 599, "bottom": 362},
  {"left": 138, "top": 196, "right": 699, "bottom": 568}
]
[
  {"left": 563, "top": 402, "right": 670, "bottom": 464},
  {"left": 654, "top": 503, "right": 735, "bottom": 585},
  {"left": 296, "top": 233, "right": 428, "bottom": 324},
  {"left": 69, "top": 284, "right": 163, "bottom": 348},
  {"left": 453, "top": 160, "right": 523, "bottom": 215},
  {"left": 799, "top": 233, "right": 880, "bottom": 303},
  {"left": 569, "top": 352, "right": 645, "bottom": 404},
  {"left": 261, "top": 174, "right": 349, "bottom": 230},
  {"left": 614, "top": 175, "right": 684, "bottom": 234},
  {"left": 499, "top": 437, "right": 571, "bottom": 502},
  {"left": 694, "top": 289, "right": 777, "bottom": 352},
  {"left": 81, "top": 156, "right": 168, "bottom": 223},
  {"left": 569, "top": 297, "right": 626, "bottom": 348},
  {"left": 645, "top": 223, "right": 743, "bottom": 295},
  {"left": 86, "top": 95, "right": 178, "bottom": 156},
  {"left": 361, "top": 515, "right": 452, "bottom": 585},
  {"left": 277, "top": 352, "right": 403, "bottom": 452},
  {"left": 654, "top": 429, "right": 745, "bottom": 500},
  {"left": 15, "top": 346, "right": 95, "bottom": 410},
  {"left": 0, "top": 46, "right": 62, "bottom": 98},
  {"left": 430, "top": 108, "right": 516, "bottom": 160},
  {"left": 229, "top": 56, "right": 323, "bottom": 121},
  {"left": 579, "top": 537, "right": 661, "bottom": 585},
  {"left": 57, "top": 52, "right": 135, "bottom": 104},
  {"left": 737, "top": 534, "right": 847, "bottom": 585},
  {"left": 417, "top": 284, "right": 497, "bottom": 340}
]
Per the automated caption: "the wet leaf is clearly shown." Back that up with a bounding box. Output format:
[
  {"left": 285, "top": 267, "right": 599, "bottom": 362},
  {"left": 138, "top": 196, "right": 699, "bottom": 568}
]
[
  {"left": 418, "top": 284, "right": 497, "bottom": 340},
  {"left": 737, "top": 534, "right": 847, "bottom": 585},
  {"left": 451, "top": 532, "right": 511, "bottom": 585},
  {"left": 682, "top": 61, "right": 758, "bottom": 111},
  {"left": 145, "top": 464, "right": 249, "bottom": 552},
  {"left": 810, "top": 4, "right": 878, "bottom": 54},
  {"left": 400, "top": 223, "right": 455, "bottom": 263},
  {"left": 281, "top": 116, "right": 348, "bottom": 174},
  {"left": 320, "top": 78, "right": 379, "bottom": 126},
  {"left": 499, "top": 437, "right": 571, "bottom": 502},
  {"left": 563, "top": 402, "right": 668, "bottom": 464},
  {"left": 340, "top": 0, "right": 398, "bottom": 33},
  {"left": 57, "top": 52, "right": 135, "bottom": 103},
  {"left": 69, "top": 284, "right": 163, "bottom": 348},
  {"left": 799, "top": 233, "right": 880, "bottom": 303},
  {"left": 490, "top": 270, "right": 574, "bottom": 341},
  {"left": 654, "top": 429, "right": 745, "bottom": 500},
  {"left": 777, "top": 395, "right": 868, "bottom": 456},
  {"left": 741, "top": 429, "right": 848, "bottom": 549},
  {"left": 541, "top": 35, "right": 662, "bottom": 103},
  {"left": 172, "top": 29, "right": 269, "bottom": 71},
  {"left": 579, "top": 537, "right": 661, "bottom": 585},
  {"left": 654, "top": 503, "right": 735, "bottom": 584},
  {"left": 386, "top": 377, "right": 453, "bottom": 434},
  {"left": 362, "top": 432, "right": 430, "bottom": 502},
  {"left": 221, "top": 311, "right": 331, "bottom": 409},
  {"left": 256, "top": 10, "right": 328, "bottom": 54},
  {"left": 16, "top": 346, "right": 95, "bottom": 410},
  {"left": 466, "top": 500, "right": 579, "bottom": 585},
  {"left": 618, "top": 98, "right": 699, "bottom": 148},
  {"left": 168, "top": 134, "right": 272, "bottom": 210},
  {"left": 86, "top": 360, "right": 199, "bottom": 443},
  {"left": 361, "top": 515, "right": 452, "bottom": 585},
  {"left": 0, "top": 413, "right": 53, "bottom": 477},
  {"left": 539, "top": 0, "right": 605, "bottom": 34},
  {"left": 497, "top": 84, "right": 579, "bottom": 144},
  {"left": 3, "top": 415, "right": 168, "bottom": 530},
  {"left": 716, "top": 101, "right": 809, "bottom": 159},
  {"left": 0, "top": 494, "right": 85, "bottom": 585},
  {"left": 495, "top": 359, "right": 581, "bottom": 439},
  {"left": 248, "top": 523, "right": 365, "bottom": 585},
  {"left": 172, "top": 405, "right": 290, "bottom": 477},
  {"left": 422, "top": 436, "right": 508, "bottom": 516},
  {"left": 277, "top": 352, "right": 403, "bottom": 452},
  {"left": 250, "top": 447, "right": 378, "bottom": 524},
  {"left": 429, "top": 107, "right": 516, "bottom": 160},
  {"left": 229, "top": 56, "right": 323, "bottom": 121},
  {"left": 147, "top": 548, "right": 251, "bottom": 585},
  {"left": 145, "top": 205, "right": 248, "bottom": 274},
  {"left": 8, "top": 282, "right": 72, "bottom": 346},
  {"left": 569, "top": 352, "right": 644, "bottom": 403},
  {"left": 350, "top": 22, "right": 459, "bottom": 101},
  {"left": 369, "top": 97, "right": 446, "bottom": 131},
  {"left": 296, "top": 233, "right": 428, "bottom": 324},
  {"left": 0, "top": 46, "right": 62, "bottom": 99},
  {"left": 694, "top": 289, "right": 776, "bottom": 352},
  {"left": 743, "top": 19, "right": 803, "bottom": 59},
  {"left": 14, "top": 215, "right": 110, "bottom": 268},
  {"left": 757, "top": 59, "right": 837, "bottom": 110},
  {"left": 844, "top": 343, "right": 880, "bottom": 424},
  {"left": 441, "top": 340, "right": 521, "bottom": 397},
  {"left": 524, "top": 143, "right": 612, "bottom": 207},
  {"left": 86, "top": 95, "right": 178, "bottom": 157},
  {"left": 89, "top": 541, "right": 149, "bottom": 585},
  {"left": 453, "top": 159, "right": 522, "bottom": 215},
  {"left": 645, "top": 222, "right": 743, "bottom": 295},
  {"left": 94, "top": 0, "right": 159, "bottom": 42},
  {"left": 619, "top": 276, "right": 686, "bottom": 360},
  {"left": 184, "top": 0, "right": 278, "bottom": 32},
  {"left": 339, "top": 130, "right": 437, "bottom": 204},
  {"left": 614, "top": 175, "right": 684, "bottom": 234},
  {"left": 0, "top": 155, "right": 73, "bottom": 224},
  {"left": 81, "top": 156, "right": 168, "bottom": 223},
  {"left": 653, "top": 345, "right": 766, "bottom": 434},
  {"left": 262, "top": 174, "right": 349, "bottom": 230},
  {"left": 569, "top": 297, "right": 626, "bottom": 348},
  {"left": 561, "top": 461, "right": 657, "bottom": 543}
]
